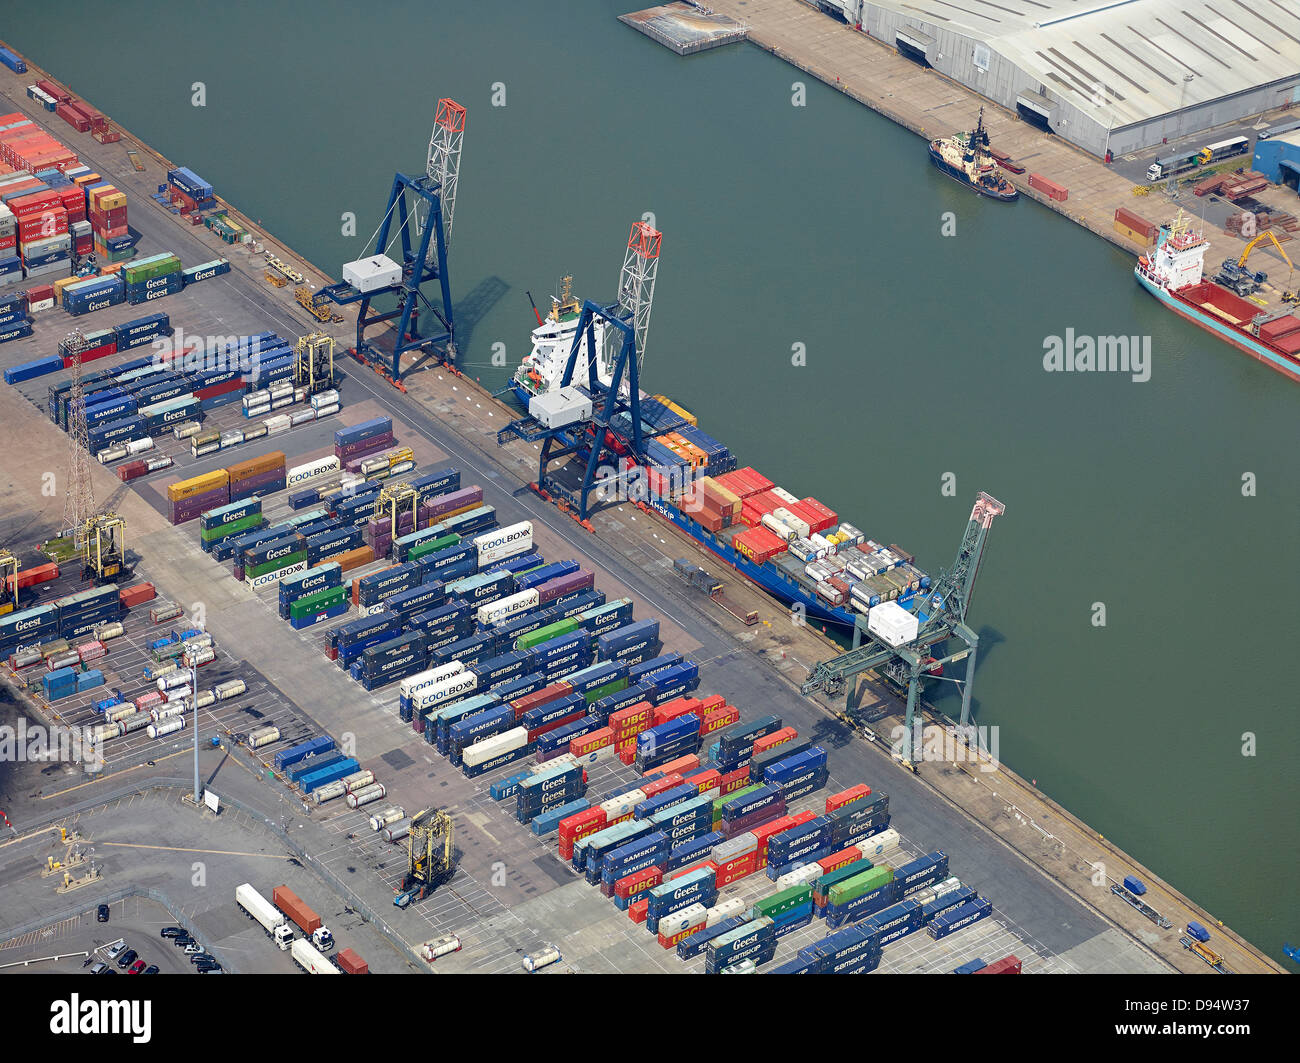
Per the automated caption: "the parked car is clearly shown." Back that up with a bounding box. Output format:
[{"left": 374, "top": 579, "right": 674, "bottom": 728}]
[
  {"left": 128, "top": 959, "right": 147, "bottom": 974},
  {"left": 96, "top": 904, "right": 110, "bottom": 923},
  {"left": 194, "top": 959, "right": 221, "bottom": 973},
  {"left": 160, "top": 926, "right": 186, "bottom": 939},
  {"left": 104, "top": 940, "right": 127, "bottom": 960},
  {"left": 172, "top": 934, "right": 193, "bottom": 948},
  {"left": 143, "top": 965, "right": 160, "bottom": 975},
  {"left": 182, "top": 942, "right": 203, "bottom": 955},
  {"left": 116, "top": 949, "right": 138, "bottom": 969},
  {"left": 88, "top": 962, "right": 108, "bottom": 975}
]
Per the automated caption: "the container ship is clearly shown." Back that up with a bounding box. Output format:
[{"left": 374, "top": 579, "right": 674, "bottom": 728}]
[
  {"left": 512, "top": 276, "right": 609, "bottom": 401},
  {"left": 928, "top": 109, "right": 1018, "bottom": 202},
  {"left": 1135, "top": 214, "right": 1300, "bottom": 383},
  {"left": 509, "top": 304, "right": 933, "bottom": 632}
]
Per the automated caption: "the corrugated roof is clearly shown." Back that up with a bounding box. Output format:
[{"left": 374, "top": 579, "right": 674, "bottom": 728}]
[{"left": 874, "top": 0, "right": 1300, "bottom": 128}]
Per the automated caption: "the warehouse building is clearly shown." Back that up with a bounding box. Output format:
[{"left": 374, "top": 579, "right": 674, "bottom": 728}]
[
  {"left": 825, "top": 0, "right": 1300, "bottom": 158},
  {"left": 1253, "top": 130, "right": 1300, "bottom": 193}
]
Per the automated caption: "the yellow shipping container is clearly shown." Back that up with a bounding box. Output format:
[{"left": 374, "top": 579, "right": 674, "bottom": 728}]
[
  {"left": 166, "top": 470, "right": 230, "bottom": 504},
  {"left": 99, "top": 192, "right": 127, "bottom": 212},
  {"left": 53, "top": 276, "right": 82, "bottom": 305},
  {"left": 1113, "top": 220, "right": 1154, "bottom": 247},
  {"left": 72, "top": 172, "right": 101, "bottom": 187},
  {"left": 652, "top": 395, "right": 697, "bottom": 426}
]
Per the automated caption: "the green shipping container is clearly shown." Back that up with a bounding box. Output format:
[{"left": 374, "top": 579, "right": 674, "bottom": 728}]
[
  {"left": 712, "top": 783, "right": 762, "bottom": 823},
  {"left": 201, "top": 513, "right": 263, "bottom": 543},
  {"left": 290, "top": 585, "right": 347, "bottom": 619},
  {"left": 405, "top": 532, "right": 460, "bottom": 563},
  {"left": 752, "top": 884, "right": 813, "bottom": 920},
  {"left": 246, "top": 550, "right": 307, "bottom": 579},
  {"left": 583, "top": 677, "right": 628, "bottom": 704},
  {"left": 515, "top": 618, "right": 579, "bottom": 652},
  {"left": 826, "top": 864, "right": 894, "bottom": 908},
  {"left": 122, "top": 252, "right": 182, "bottom": 285},
  {"left": 814, "top": 857, "right": 874, "bottom": 900}
]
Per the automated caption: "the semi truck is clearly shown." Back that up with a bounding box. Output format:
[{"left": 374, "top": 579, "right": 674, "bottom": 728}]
[
  {"left": 290, "top": 936, "right": 339, "bottom": 974},
  {"left": 273, "top": 884, "right": 334, "bottom": 950},
  {"left": 235, "top": 883, "right": 293, "bottom": 950}
]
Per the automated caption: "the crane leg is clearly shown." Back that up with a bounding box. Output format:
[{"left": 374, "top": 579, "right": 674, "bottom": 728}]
[
  {"left": 901, "top": 659, "right": 923, "bottom": 765},
  {"left": 957, "top": 629, "right": 979, "bottom": 731}
]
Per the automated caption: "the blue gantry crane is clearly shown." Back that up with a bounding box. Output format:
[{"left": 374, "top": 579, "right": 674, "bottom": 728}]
[
  {"left": 801, "top": 492, "right": 1006, "bottom": 767},
  {"left": 320, "top": 98, "right": 465, "bottom": 382},
  {"left": 497, "top": 221, "right": 663, "bottom": 524}
]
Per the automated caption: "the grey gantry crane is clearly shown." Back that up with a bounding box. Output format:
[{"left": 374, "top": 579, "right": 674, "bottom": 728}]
[{"left": 801, "top": 491, "right": 1005, "bottom": 767}]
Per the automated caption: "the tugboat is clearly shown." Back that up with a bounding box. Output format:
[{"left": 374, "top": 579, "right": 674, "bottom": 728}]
[{"left": 928, "top": 108, "right": 1019, "bottom": 202}]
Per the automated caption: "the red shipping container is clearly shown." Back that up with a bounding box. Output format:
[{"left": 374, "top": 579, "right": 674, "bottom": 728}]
[
  {"left": 1028, "top": 173, "right": 1067, "bottom": 201},
  {"left": 615, "top": 865, "right": 663, "bottom": 900},
  {"left": 3, "top": 562, "right": 59, "bottom": 593},
  {"left": 116, "top": 461, "right": 149, "bottom": 483},
  {"left": 684, "top": 768, "right": 721, "bottom": 795},
  {"left": 617, "top": 744, "right": 636, "bottom": 765},
  {"left": 19, "top": 215, "right": 69, "bottom": 242},
  {"left": 628, "top": 898, "right": 650, "bottom": 924},
  {"left": 696, "top": 694, "right": 726, "bottom": 714},
  {"left": 639, "top": 771, "right": 685, "bottom": 795},
  {"left": 653, "top": 696, "right": 701, "bottom": 726},
  {"left": 118, "top": 582, "right": 157, "bottom": 608},
  {"left": 818, "top": 847, "right": 868, "bottom": 876},
  {"left": 656, "top": 754, "right": 701, "bottom": 778},
  {"left": 658, "top": 924, "right": 703, "bottom": 949},
  {"left": 667, "top": 859, "right": 716, "bottom": 882},
  {"left": 37, "top": 80, "right": 72, "bottom": 103},
  {"left": 571, "top": 726, "right": 613, "bottom": 757},
  {"left": 9, "top": 190, "right": 62, "bottom": 213},
  {"left": 609, "top": 700, "right": 654, "bottom": 737},
  {"left": 56, "top": 103, "right": 90, "bottom": 133},
  {"left": 751, "top": 812, "right": 810, "bottom": 863},
  {"left": 826, "top": 783, "right": 872, "bottom": 812},
  {"left": 715, "top": 852, "right": 757, "bottom": 887},
  {"left": 558, "top": 806, "right": 606, "bottom": 847},
  {"left": 0, "top": 235, "right": 15, "bottom": 252},
  {"left": 26, "top": 284, "right": 56, "bottom": 302},
  {"left": 975, "top": 955, "right": 1022, "bottom": 974},
  {"left": 733, "top": 524, "right": 788, "bottom": 565},
  {"left": 696, "top": 510, "right": 725, "bottom": 533},
  {"left": 719, "top": 766, "right": 751, "bottom": 794},
  {"left": 753, "top": 726, "right": 798, "bottom": 757},
  {"left": 511, "top": 682, "right": 574, "bottom": 717}
]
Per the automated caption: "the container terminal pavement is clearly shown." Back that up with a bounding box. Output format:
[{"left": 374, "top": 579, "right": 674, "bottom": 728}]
[{"left": 0, "top": 62, "right": 1274, "bottom": 979}]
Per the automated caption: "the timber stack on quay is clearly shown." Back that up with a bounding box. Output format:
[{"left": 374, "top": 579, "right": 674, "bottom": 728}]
[{"left": 0, "top": 44, "right": 1285, "bottom": 977}]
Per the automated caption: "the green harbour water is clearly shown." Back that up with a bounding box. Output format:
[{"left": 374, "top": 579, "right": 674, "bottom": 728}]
[{"left": 10, "top": 0, "right": 1298, "bottom": 960}]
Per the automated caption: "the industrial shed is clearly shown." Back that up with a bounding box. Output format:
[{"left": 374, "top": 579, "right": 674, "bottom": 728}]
[{"left": 825, "top": 0, "right": 1300, "bottom": 158}]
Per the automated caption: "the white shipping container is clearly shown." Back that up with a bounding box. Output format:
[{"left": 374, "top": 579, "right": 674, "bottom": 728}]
[
  {"left": 760, "top": 513, "right": 797, "bottom": 542},
  {"left": 290, "top": 409, "right": 316, "bottom": 426},
  {"left": 476, "top": 588, "right": 540, "bottom": 627},
  {"left": 368, "top": 805, "right": 406, "bottom": 831},
  {"left": 775, "top": 863, "right": 824, "bottom": 891},
  {"left": 341, "top": 770, "right": 375, "bottom": 792},
  {"left": 172, "top": 421, "right": 202, "bottom": 440},
  {"left": 89, "top": 721, "right": 123, "bottom": 742},
  {"left": 94, "top": 622, "right": 124, "bottom": 641},
  {"left": 28, "top": 297, "right": 55, "bottom": 313},
  {"left": 105, "top": 704, "right": 139, "bottom": 723},
  {"left": 214, "top": 679, "right": 247, "bottom": 701},
  {"left": 658, "top": 902, "right": 708, "bottom": 937},
  {"left": 194, "top": 689, "right": 216, "bottom": 710},
  {"left": 248, "top": 725, "right": 281, "bottom": 749},
  {"left": 772, "top": 507, "right": 810, "bottom": 540},
  {"left": 854, "top": 827, "right": 900, "bottom": 860},
  {"left": 399, "top": 662, "right": 466, "bottom": 702},
  {"left": 313, "top": 403, "right": 339, "bottom": 418},
  {"left": 97, "top": 446, "right": 127, "bottom": 465},
  {"left": 705, "top": 897, "right": 748, "bottom": 926},
  {"left": 411, "top": 670, "right": 479, "bottom": 713},
  {"left": 150, "top": 703, "right": 186, "bottom": 723},
  {"left": 157, "top": 671, "right": 191, "bottom": 692},
  {"left": 345, "top": 783, "right": 387, "bottom": 809},
  {"left": 770, "top": 486, "right": 798, "bottom": 505},
  {"left": 599, "top": 789, "right": 645, "bottom": 819},
  {"left": 461, "top": 726, "right": 527, "bottom": 768},
  {"left": 125, "top": 436, "right": 154, "bottom": 456},
  {"left": 867, "top": 601, "right": 919, "bottom": 648},
  {"left": 264, "top": 415, "right": 291, "bottom": 435},
  {"left": 313, "top": 780, "right": 348, "bottom": 804},
  {"left": 932, "top": 877, "right": 963, "bottom": 898},
  {"left": 145, "top": 456, "right": 173, "bottom": 472},
  {"left": 147, "top": 716, "right": 185, "bottom": 739},
  {"left": 163, "top": 684, "right": 192, "bottom": 704},
  {"left": 472, "top": 521, "right": 533, "bottom": 566},
  {"left": 287, "top": 455, "right": 341, "bottom": 487},
  {"left": 119, "top": 713, "right": 151, "bottom": 734},
  {"left": 310, "top": 390, "right": 339, "bottom": 409}
]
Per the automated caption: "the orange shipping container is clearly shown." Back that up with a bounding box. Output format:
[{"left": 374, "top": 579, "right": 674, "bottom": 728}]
[
  {"left": 166, "top": 470, "right": 229, "bottom": 503},
  {"left": 328, "top": 545, "right": 374, "bottom": 573},
  {"left": 226, "top": 451, "right": 286, "bottom": 483}
]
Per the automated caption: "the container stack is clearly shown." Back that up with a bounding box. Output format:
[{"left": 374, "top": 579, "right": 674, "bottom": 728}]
[
  {"left": 10, "top": 188, "right": 70, "bottom": 279},
  {"left": 122, "top": 252, "right": 182, "bottom": 305},
  {"left": 88, "top": 182, "right": 132, "bottom": 263},
  {"left": 63, "top": 274, "right": 125, "bottom": 316},
  {"left": 0, "top": 288, "right": 33, "bottom": 346},
  {"left": 55, "top": 585, "right": 125, "bottom": 641},
  {"left": 166, "top": 167, "right": 216, "bottom": 213},
  {"left": 227, "top": 451, "right": 287, "bottom": 503},
  {"left": 334, "top": 417, "right": 395, "bottom": 463},
  {"left": 167, "top": 470, "right": 230, "bottom": 526},
  {"left": 199, "top": 497, "right": 264, "bottom": 553},
  {"left": 0, "top": 202, "right": 17, "bottom": 285}
]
